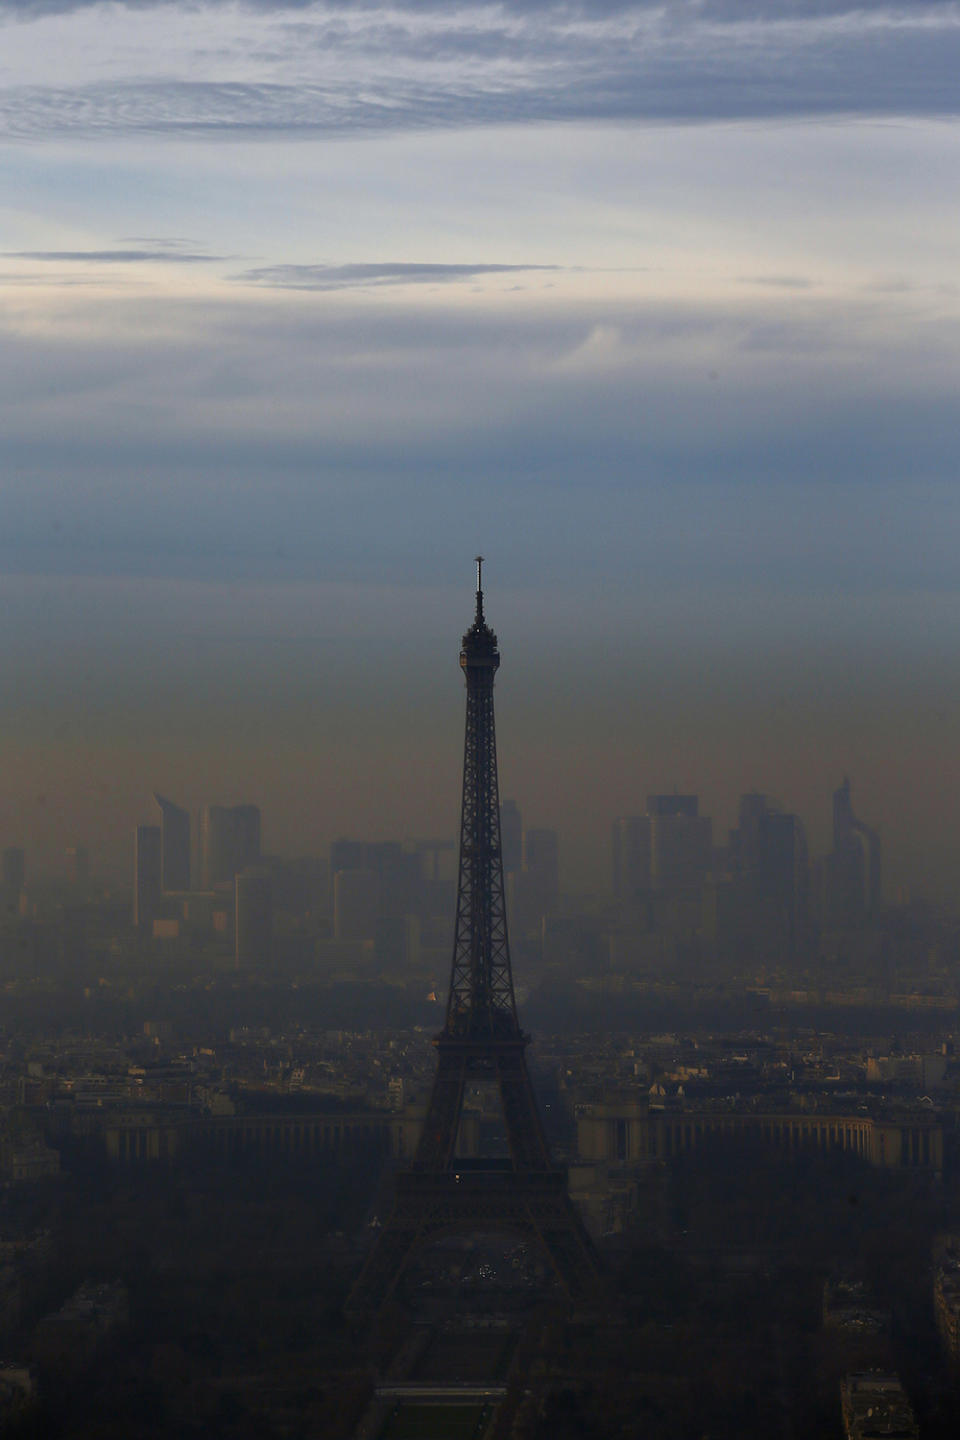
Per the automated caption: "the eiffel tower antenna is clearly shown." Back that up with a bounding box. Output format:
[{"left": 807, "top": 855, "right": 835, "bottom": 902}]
[{"left": 346, "top": 561, "right": 599, "bottom": 1316}]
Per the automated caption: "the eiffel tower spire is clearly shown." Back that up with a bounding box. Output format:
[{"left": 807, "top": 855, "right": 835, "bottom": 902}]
[{"left": 346, "top": 563, "right": 599, "bottom": 1316}]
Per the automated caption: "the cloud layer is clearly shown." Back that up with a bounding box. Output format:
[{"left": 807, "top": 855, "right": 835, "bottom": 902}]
[
  {"left": 2, "top": 2, "right": 960, "bottom": 139},
  {"left": 1, "top": 278, "right": 958, "bottom": 595}
]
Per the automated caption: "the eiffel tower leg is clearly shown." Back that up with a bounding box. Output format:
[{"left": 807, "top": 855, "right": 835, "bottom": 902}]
[
  {"left": 535, "top": 1203, "right": 602, "bottom": 1301},
  {"left": 413, "top": 1046, "right": 467, "bottom": 1170},
  {"left": 496, "top": 1044, "right": 552, "bottom": 1169},
  {"left": 344, "top": 1196, "right": 427, "bottom": 1319}
]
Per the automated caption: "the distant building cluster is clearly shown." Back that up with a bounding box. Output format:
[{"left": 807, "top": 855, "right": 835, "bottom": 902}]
[
  {"left": 611, "top": 778, "right": 880, "bottom": 976},
  {"left": 123, "top": 787, "right": 566, "bottom": 986},
  {"left": 135, "top": 795, "right": 270, "bottom": 968},
  {"left": 0, "top": 772, "right": 906, "bottom": 1007}
]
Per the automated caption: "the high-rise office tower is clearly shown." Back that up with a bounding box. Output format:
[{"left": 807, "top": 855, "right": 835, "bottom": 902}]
[
  {"left": 235, "top": 867, "right": 273, "bottom": 968},
  {"left": 371, "top": 842, "right": 410, "bottom": 919},
  {"left": 347, "top": 560, "right": 598, "bottom": 1315},
  {"left": 757, "top": 809, "right": 809, "bottom": 955},
  {"left": 153, "top": 794, "right": 191, "bottom": 892},
  {"left": 733, "top": 792, "right": 768, "bottom": 874},
  {"left": 613, "top": 796, "right": 712, "bottom": 902},
  {"left": 329, "top": 838, "right": 366, "bottom": 882},
  {"left": 646, "top": 793, "right": 699, "bottom": 820},
  {"left": 134, "top": 825, "right": 162, "bottom": 931},
  {"left": 374, "top": 914, "right": 421, "bottom": 971},
  {"left": 711, "top": 793, "right": 810, "bottom": 962},
  {"left": 827, "top": 777, "right": 881, "bottom": 926},
  {"left": 409, "top": 839, "right": 456, "bottom": 924},
  {"left": 647, "top": 794, "right": 712, "bottom": 891},
  {"left": 200, "top": 804, "right": 261, "bottom": 889},
  {"left": 511, "top": 824, "right": 561, "bottom": 934},
  {"left": 611, "top": 815, "right": 652, "bottom": 902},
  {"left": 329, "top": 839, "right": 416, "bottom": 921}
]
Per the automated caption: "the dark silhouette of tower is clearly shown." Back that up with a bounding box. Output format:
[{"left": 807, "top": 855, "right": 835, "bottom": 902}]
[
  {"left": 134, "top": 825, "right": 161, "bottom": 931},
  {"left": 200, "top": 803, "right": 261, "bottom": 889},
  {"left": 828, "top": 776, "right": 881, "bottom": 926},
  {"left": 153, "top": 793, "right": 191, "bottom": 892},
  {"left": 346, "top": 561, "right": 599, "bottom": 1316}
]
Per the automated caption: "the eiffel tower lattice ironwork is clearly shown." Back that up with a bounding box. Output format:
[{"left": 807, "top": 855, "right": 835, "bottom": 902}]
[{"left": 346, "top": 560, "right": 600, "bottom": 1316}]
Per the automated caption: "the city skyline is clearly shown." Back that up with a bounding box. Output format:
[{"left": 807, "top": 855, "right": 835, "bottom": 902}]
[
  {"left": 2, "top": 4, "right": 960, "bottom": 897},
  {"left": 0, "top": 668, "right": 938, "bottom": 892},
  {"left": 0, "top": 746, "right": 898, "bottom": 903},
  {"left": 0, "top": 601, "right": 942, "bottom": 904}
]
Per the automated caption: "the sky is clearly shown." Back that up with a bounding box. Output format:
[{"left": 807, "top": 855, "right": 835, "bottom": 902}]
[{"left": 2, "top": 1, "right": 960, "bottom": 896}]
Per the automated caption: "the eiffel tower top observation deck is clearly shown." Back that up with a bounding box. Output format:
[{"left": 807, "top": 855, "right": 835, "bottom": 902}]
[{"left": 445, "top": 555, "right": 521, "bottom": 1042}]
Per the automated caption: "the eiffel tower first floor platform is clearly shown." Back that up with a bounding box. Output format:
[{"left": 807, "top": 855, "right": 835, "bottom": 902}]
[{"left": 345, "top": 1159, "right": 602, "bottom": 1318}]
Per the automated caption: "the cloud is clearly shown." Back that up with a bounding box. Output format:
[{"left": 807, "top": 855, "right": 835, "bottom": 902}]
[
  {"left": 235, "top": 261, "right": 560, "bottom": 290},
  {"left": 0, "top": 285, "right": 956, "bottom": 586},
  {"left": 3, "top": 1, "right": 960, "bottom": 18},
  {"left": 4, "top": 248, "right": 224, "bottom": 263},
  {"left": 2, "top": 3, "right": 960, "bottom": 140}
]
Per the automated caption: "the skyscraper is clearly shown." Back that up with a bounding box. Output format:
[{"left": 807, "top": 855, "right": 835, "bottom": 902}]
[
  {"left": 612, "top": 795, "right": 711, "bottom": 902},
  {"left": 329, "top": 839, "right": 416, "bottom": 922},
  {"left": 153, "top": 794, "right": 191, "bottom": 892},
  {"left": 134, "top": 825, "right": 162, "bottom": 931},
  {"left": 511, "top": 824, "right": 561, "bottom": 934},
  {"left": 647, "top": 795, "right": 712, "bottom": 891},
  {"left": 235, "top": 867, "right": 273, "bottom": 968},
  {"left": 827, "top": 776, "right": 881, "bottom": 926},
  {"left": 611, "top": 815, "right": 652, "bottom": 904},
  {"left": 200, "top": 804, "right": 261, "bottom": 889},
  {"left": 756, "top": 808, "right": 809, "bottom": 958}
]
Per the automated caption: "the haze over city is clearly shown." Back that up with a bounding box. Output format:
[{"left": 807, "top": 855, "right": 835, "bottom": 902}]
[{"left": 2, "top": 1, "right": 960, "bottom": 895}]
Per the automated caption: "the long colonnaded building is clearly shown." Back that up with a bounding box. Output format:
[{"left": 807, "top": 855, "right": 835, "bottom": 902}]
[
  {"left": 573, "top": 1089, "right": 944, "bottom": 1172},
  {"left": 86, "top": 1087, "right": 944, "bottom": 1174}
]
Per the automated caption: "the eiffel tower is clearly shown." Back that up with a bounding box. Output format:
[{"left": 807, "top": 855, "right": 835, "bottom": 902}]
[{"left": 346, "top": 560, "right": 599, "bottom": 1316}]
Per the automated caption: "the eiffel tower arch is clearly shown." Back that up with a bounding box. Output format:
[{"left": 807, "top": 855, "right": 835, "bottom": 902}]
[{"left": 346, "top": 561, "right": 600, "bottom": 1317}]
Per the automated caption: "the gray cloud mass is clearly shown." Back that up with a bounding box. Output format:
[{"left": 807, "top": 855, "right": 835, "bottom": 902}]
[
  {"left": 2, "top": 4, "right": 960, "bottom": 139},
  {"left": 236, "top": 262, "right": 560, "bottom": 290},
  {"left": 0, "top": 287, "right": 957, "bottom": 591},
  {"left": 2, "top": 1, "right": 958, "bottom": 17}
]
